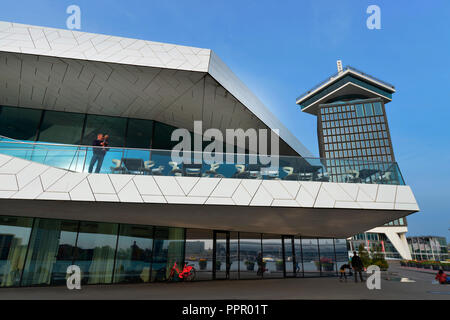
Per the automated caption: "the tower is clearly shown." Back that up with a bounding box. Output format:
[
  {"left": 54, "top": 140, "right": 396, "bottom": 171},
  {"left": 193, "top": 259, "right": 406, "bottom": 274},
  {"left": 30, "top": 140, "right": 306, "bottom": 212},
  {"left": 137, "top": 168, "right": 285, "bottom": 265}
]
[{"left": 296, "top": 63, "right": 412, "bottom": 259}]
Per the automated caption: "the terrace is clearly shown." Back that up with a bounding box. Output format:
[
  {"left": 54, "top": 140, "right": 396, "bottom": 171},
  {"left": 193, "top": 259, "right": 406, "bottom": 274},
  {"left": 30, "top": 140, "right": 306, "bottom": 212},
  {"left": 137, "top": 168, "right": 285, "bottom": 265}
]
[{"left": 0, "top": 136, "right": 405, "bottom": 185}]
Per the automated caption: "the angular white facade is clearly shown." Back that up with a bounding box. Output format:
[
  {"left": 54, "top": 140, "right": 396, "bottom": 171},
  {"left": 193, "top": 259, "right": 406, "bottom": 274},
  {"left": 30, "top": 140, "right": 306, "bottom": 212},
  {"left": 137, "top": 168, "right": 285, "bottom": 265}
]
[{"left": 0, "top": 21, "right": 419, "bottom": 249}]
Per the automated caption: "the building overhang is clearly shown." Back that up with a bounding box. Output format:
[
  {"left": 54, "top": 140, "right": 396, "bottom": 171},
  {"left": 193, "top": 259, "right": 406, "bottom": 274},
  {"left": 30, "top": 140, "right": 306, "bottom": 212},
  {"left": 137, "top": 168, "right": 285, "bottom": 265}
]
[
  {"left": 0, "top": 198, "right": 414, "bottom": 239},
  {"left": 0, "top": 154, "right": 419, "bottom": 238},
  {"left": 0, "top": 20, "right": 313, "bottom": 157},
  {"left": 296, "top": 68, "right": 396, "bottom": 115}
]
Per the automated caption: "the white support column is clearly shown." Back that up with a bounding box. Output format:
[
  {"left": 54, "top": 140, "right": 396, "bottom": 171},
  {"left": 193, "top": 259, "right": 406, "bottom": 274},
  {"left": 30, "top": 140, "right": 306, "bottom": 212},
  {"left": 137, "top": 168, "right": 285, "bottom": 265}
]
[{"left": 384, "top": 230, "right": 412, "bottom": 260}]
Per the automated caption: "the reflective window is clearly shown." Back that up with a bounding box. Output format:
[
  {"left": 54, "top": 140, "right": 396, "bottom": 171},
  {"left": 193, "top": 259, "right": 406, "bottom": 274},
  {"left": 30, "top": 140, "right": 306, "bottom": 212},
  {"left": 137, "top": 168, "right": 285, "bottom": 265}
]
[
  {"left": 228, "top": 232, "right": 239, "bottom": 280},
  {"left": 373, "top": 102, "right": 383, "bottom": 115},
  {"left": 0, "top": 216, "right": 33, "bottom": 287},
  {"left": 38, "top": 110, "right": 84, "bottom": 144},
  {"left": 151, "top": 227, "right": 184, "bottom": 282},
  {"left": 238, "top": 232, "right": 261, "bottom": 279},
  {"left": 301, "top": 238, "right": 320, "bottom": 277},
  {"left": 73, "top": 221, "right": 118, "bottom": 285},
  {"left": 355, "top": 104, "right": 364, "bottom": 117},
  {"left": 262, "top": 235, "right": 283, "bottom": 278},
  {"left": 185, "top": 229, "right": 213, "bottom": 281},
  {"left": 0, "top": 106, "right": 41, "bottom": 141},
  {"left": 82, "top": 114, "right": 127, "bottom": 147},
  {"left": 21, "top": 218, "right": 78, "bottom": 286},
  {"left": 318, "top": 239, "right": 336, "bottom": 276},
  {"left": 364, "top": 104, "right": 373, "bottom": 116},
  {"left": 113, "top": 224, "right": 153, "bottom": 284},
  {"left": 294, "top": 237, "right": 303, "bottom": 277}
]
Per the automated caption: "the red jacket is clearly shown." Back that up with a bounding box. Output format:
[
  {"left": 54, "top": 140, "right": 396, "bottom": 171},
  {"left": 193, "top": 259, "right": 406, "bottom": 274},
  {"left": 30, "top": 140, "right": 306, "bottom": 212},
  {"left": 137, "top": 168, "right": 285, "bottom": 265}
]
[{"left": 435, "top": 271, "right": 447, "bottom": 284}]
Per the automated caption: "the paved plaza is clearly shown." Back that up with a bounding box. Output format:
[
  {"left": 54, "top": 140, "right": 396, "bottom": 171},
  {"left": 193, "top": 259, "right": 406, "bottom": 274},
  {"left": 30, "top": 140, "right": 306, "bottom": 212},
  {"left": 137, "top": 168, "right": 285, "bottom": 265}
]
[{"left": 0, "top": 262, "right": 448, "bottom": 300}]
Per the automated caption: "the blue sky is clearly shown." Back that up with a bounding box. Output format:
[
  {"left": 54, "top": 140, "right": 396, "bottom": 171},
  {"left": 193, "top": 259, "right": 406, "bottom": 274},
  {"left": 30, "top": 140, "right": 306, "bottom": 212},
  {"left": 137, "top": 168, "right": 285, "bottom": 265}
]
[{"left": 1, "top": 0, "right": 449, "bottom": 240}]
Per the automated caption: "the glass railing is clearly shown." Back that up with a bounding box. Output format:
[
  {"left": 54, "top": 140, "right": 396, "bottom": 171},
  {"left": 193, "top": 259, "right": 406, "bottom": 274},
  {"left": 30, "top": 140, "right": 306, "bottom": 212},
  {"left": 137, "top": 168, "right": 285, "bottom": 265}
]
[{"left": 0, "top": 136, "right": 405, "bottom": 185}]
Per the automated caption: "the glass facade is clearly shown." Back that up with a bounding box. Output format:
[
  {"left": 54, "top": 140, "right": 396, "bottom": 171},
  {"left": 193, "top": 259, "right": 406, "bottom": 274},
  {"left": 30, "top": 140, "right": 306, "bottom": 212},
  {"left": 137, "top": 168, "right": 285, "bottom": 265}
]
[
  {"left": 113, "top": 224, "right": 154, "bottom": 284},
  {"left": 0, "top": 105, "right": 161, "bottom": 149},
  {"left": 349, "top": 232, "right": 403, "bottom": 259},
  {"left": 21, "top": 219, "right": 78, "bottom": 286},
  {"left": 0, "top": 214, "right": 349, "bottom": 287},
  {"left": 301, "top": 238, "right": 320, "bottom": 277},
  {"left": 0, "top": 216, "right": 33, "bottom": 287},
  {"left": 318, "top": 99, "right": 397, "bottom": 183},
  {"left": 407, "top": 236, "right": 448, "bottom": 261},
  {"left": 0, "top": 106, "right": 41, "bottom": 141},
  {"left": 37, "top": 111, "right": 85, "bottom": 144}
]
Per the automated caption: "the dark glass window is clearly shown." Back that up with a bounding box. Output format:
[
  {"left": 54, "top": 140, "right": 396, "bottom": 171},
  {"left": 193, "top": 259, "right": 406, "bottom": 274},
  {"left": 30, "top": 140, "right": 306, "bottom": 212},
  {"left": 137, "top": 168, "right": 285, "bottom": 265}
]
[
  {"left": 113, "top": 224, "right": 154, "bottom": 284},
  {"left": 21, "top": 218, "right": 78, "bottom": 286},
  {"left": 0, "top": 216, "right": 33, "bottom": 287},
  {"left": 73, "top": 221, "right": 118, "bottom": 285},
  {"left": 0, "top": 106, "right": 41, "bottom": 140},
  {"left": 125, "top": 118, "right": 153, "bottom": 149},
  {"left": 82, "top": 115, "right": 127, "bottom": 147},
  {"left": 38, "top": 111, "right": 84, "bottom": 144},
  {"left": 152, "top": 122, "right": 180, "bottom": 150}
]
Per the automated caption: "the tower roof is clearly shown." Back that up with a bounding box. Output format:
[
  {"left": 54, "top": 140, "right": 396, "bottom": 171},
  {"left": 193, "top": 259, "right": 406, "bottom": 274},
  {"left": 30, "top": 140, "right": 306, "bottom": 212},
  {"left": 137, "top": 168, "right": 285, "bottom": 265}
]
[{"left": 296, "top": 66, "right": 395, "bottom": 115}]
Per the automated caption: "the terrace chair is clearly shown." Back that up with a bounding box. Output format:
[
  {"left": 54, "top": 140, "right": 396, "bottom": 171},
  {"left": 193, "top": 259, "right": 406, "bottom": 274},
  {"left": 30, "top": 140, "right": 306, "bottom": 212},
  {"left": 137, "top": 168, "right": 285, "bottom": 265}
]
[
  {"left": 203, "top": 163, "right": 224, "bottom": 178},
  {"left": 378, "top": 171, "right": 392, "bottom": 184},
  {"left": 282, "top": 166, "right": 300, "bottom": 180},
  {"left": 345, "top": 170, "right": 360, "bottom": 183},
  {"left": 143, "top": 160, "right": 164, "bottom": 176},
  {"left": 246, "top": 164, "right": 263, "bottom": 179},
  {"left": 110, "top": 159, "right": 127, "bottom": 174},
  {"left": 317, "top": 172, "right": 330, "bottom": 182},
  {"left": 183, "top": 163, "right": 203, "bottom": 177},
  {"left": 298, "top": 172, "right": 313, "bottom": 181},
  {"left": 232, "top": 164, "right": 250, "bottom": 179},
  {"left": 169, "top": 161, "right": 183, "bottom": 176}
]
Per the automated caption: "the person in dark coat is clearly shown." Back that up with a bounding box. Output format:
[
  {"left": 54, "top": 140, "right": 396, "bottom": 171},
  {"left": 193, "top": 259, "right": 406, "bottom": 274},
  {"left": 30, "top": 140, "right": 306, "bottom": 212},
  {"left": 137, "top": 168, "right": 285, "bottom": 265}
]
[
  {"left": 351, "top": 251, "right": 364, "bottom": 283},
  {"left": 88, "top": 133, "right": 108, "bottom": 173}
]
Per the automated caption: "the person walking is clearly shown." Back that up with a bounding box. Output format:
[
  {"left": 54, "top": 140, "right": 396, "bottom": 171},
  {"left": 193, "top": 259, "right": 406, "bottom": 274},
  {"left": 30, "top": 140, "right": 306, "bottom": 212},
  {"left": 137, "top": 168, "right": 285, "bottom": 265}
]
[
  {"left": 351, "top": 251, "right": 364, "bottom": 283},
  {"left": 88, "top": 133, "right": 108, "bottom": 173}
]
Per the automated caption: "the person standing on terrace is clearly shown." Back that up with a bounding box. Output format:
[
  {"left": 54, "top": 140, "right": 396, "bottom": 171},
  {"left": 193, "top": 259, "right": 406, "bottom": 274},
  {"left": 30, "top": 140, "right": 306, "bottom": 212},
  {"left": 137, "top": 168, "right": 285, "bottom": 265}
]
[{"left": 88, "top": 133, "right": 109, "bottom": 173}]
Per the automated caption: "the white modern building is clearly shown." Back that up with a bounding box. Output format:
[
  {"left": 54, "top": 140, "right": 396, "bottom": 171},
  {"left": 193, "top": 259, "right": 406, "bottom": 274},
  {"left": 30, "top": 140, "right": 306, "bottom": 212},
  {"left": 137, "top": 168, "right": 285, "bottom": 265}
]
[{"left": 0, "top": 21, "right": 418, "bottom": 287}]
